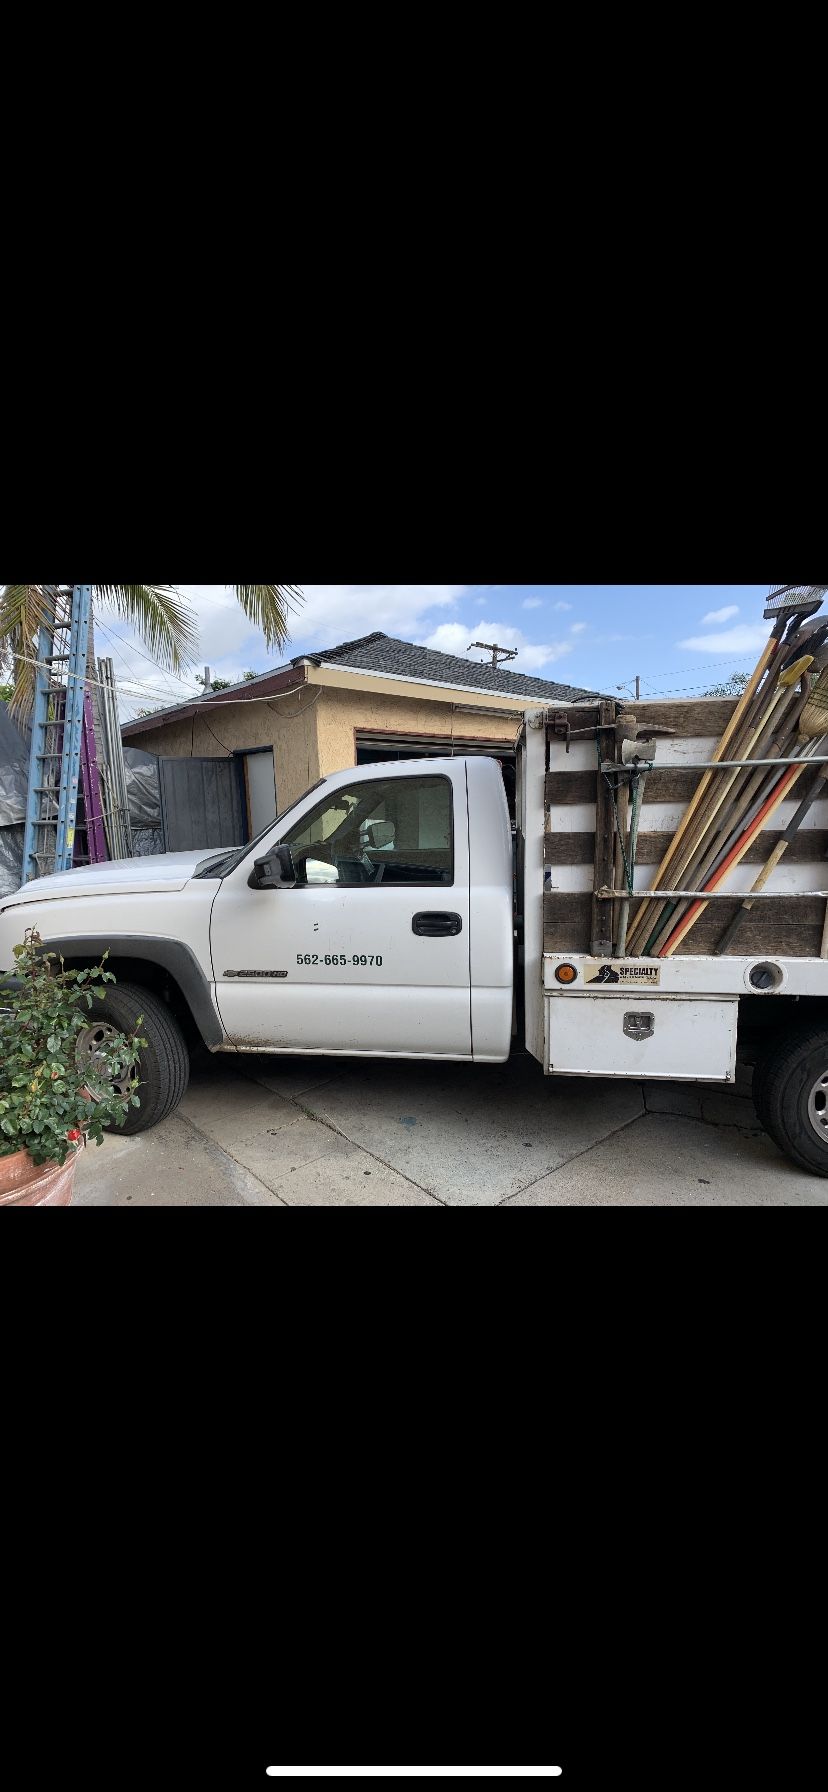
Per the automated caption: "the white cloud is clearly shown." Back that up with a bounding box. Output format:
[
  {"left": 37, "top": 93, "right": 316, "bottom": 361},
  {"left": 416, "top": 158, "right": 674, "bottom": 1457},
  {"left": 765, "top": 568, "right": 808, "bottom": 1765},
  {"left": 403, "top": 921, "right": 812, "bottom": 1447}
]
[
  {"left": 570, "top": 622, "right": 588, "bottom": 635},
  {"left": 701, "top": 604, "right": 740, "bottom": 625},
  {"left": 553, "top": 601, "right": 573, "bottom": 612},
  {"left": 419, "top": 620, "right": 574, "bottom": 673},
  {"left": 296, "top": 584, "right": 467, "bottom": 647},
  {"left": 522, "top": 598, "right": 543, "bottom": 610},
  {"left": 678, "top": 624, "right": 771, "bottom": 654}
]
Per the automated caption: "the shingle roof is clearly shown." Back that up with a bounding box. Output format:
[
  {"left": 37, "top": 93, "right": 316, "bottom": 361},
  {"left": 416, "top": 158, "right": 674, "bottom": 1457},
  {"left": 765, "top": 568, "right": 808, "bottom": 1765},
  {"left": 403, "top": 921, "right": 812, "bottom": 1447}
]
[
  {"left": 294, "top": 632, "right": 599, "bottom": 702},
  {"left": 122, "top": 629, "right": 599, "bottom": 738}
]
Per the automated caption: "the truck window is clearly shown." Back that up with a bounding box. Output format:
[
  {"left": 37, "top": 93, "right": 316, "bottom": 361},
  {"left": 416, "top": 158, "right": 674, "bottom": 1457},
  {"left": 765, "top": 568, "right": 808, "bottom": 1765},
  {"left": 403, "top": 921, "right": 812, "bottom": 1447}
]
[{"left": 284, "top": 775, "right": 454, "bottom": 887}]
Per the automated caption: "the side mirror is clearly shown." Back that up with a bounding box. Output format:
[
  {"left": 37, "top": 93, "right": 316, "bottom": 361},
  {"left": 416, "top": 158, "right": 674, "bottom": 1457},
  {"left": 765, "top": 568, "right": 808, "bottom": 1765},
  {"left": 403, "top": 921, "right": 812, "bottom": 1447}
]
[{"left": 248, "top": 844, "right": 297, "bottom": 890}]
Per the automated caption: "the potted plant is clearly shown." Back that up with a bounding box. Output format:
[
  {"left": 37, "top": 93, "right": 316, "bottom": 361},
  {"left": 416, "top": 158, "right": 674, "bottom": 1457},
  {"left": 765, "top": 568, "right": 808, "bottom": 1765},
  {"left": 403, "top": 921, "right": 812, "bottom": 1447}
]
[{"left": 0, "top": 929, "right": 145, "bottom": 1206}]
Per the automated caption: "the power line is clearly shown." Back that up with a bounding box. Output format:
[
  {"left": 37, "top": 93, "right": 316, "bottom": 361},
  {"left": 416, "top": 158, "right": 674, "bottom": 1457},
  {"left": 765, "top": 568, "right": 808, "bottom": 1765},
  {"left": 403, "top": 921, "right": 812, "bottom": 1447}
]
[
  {"left": 95, "top": 620, "right": 199, "bottom": 704},
  {"left": 619, "top": 651, "right": 763, "bottom": 686},
  {"left": 95, "top": 620, "right": 198, "bottom": 688}
]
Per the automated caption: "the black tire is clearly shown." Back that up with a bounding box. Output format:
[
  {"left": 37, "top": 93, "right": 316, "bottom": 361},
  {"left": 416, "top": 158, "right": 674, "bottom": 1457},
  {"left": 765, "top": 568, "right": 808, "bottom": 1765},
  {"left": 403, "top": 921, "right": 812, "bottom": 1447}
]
[
  {"left": 77, "top": 982, "right": 190, "bottom": 1136},
  {"left": 752, "top": 1024, "right": 828, "bottom": 1176},
  {"left": 749, "top": 1045, "right": 773, "bottom": 1122}
]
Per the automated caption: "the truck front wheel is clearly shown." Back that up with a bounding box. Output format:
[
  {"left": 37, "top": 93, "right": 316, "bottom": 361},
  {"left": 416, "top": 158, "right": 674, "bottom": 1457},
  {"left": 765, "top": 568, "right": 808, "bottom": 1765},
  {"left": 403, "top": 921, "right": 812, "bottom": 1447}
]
[
  {"left": 75, "top": 982, "right": 190, "bottom": 1136},
  {"left": 752, "top": 1025, "right": 828, "bottom": 1177}
]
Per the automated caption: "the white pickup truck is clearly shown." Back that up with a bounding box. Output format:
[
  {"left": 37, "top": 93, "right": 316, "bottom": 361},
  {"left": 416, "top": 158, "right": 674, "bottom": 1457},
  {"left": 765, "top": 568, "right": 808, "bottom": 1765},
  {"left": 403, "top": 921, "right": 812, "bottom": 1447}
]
[{"left": 3, "top": 698, "right": 828, "bottom": 1175}]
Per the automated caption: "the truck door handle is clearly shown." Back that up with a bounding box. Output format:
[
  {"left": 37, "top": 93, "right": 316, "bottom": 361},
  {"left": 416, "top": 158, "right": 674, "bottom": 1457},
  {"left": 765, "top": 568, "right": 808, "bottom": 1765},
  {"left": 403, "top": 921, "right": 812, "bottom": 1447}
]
[{"left": 412, "top": 911, "right": 463, "bottom": 937}]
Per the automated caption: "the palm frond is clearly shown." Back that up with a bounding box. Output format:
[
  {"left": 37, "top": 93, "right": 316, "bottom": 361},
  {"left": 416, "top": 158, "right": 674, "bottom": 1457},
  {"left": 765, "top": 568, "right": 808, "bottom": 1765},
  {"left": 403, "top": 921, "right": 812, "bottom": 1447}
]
[
  {"left": 231, "top": 585, "right": 303, "bottom": 652},
  {"left": 93, "top": 584, "right": 200, "bottom": 671},
  {"left": 0, "top": 584, "right": 62, "bottom": 714}
]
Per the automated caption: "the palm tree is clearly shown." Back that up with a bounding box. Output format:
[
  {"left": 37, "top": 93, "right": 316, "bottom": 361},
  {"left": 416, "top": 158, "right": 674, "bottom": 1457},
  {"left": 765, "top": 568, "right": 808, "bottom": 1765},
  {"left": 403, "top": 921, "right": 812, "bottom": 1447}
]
[{"left": 0, "top": 584, "right": 302, "bottom": 714}]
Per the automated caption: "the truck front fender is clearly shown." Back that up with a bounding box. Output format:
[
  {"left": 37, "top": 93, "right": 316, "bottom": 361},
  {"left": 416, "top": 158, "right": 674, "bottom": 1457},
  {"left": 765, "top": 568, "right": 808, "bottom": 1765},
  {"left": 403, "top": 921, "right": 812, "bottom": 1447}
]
[{"left": 34, "top": 933, "right": 225, "bottom": 1052}]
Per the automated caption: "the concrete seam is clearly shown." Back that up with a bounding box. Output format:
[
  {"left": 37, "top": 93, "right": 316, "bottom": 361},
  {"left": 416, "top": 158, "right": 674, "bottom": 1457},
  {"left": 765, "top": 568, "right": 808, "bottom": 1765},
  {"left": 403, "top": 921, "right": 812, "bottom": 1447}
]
[
  {"left": 188, "top": 1079, "right": 443, "bottom": 1204},
  {"left": 496, "top": 1106, "right": 650, "bottom": 1205},
  {"left": 290, "top": 1102, "right": 447, "bottom": 1205},
  {"left": 172, "top": 1106, "right": 290, "bottom": 1206}
]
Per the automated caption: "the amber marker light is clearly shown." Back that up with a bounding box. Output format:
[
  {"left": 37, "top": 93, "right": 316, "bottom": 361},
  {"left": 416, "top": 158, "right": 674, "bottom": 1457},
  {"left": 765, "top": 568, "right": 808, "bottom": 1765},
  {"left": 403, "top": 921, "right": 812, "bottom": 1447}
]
[{"left": 555, "top": 963, "right": 578, "bottom": 984}]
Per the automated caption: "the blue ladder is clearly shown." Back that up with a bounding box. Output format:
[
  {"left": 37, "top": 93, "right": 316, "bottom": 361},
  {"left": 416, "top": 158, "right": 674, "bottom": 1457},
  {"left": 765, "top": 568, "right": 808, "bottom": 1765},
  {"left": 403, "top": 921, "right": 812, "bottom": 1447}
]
[{"left": 22, "top": 584, "right": 93, "bottom": 882}]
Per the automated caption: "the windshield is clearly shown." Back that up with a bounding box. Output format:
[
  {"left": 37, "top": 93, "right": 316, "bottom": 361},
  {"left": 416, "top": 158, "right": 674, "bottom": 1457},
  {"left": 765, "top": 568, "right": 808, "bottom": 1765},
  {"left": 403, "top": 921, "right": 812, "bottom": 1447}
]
[{"left": 192, "top": 779, "right": 327, "bottom": 879}]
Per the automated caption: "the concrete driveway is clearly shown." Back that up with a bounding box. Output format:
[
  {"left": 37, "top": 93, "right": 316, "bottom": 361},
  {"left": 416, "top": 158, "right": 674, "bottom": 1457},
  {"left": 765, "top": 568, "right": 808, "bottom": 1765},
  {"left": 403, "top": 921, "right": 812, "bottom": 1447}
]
[{"left": 73, "top": 1052, "right": 828, "bottom": 1206}]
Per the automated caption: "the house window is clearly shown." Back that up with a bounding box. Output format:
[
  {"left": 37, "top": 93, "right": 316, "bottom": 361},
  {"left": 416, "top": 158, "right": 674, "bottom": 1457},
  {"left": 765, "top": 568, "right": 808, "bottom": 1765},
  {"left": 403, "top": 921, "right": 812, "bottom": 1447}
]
[{"left": 284, "top": 775, "right": 453, "bottom": 887}]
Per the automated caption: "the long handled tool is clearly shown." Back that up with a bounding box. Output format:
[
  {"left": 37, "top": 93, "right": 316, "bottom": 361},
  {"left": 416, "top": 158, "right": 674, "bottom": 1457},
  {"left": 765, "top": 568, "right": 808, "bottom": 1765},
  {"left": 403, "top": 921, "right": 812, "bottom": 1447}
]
[
  {"left": 714, "top": 760, "right": 828, "bottom": 954},
  {"left": 637, "top": 648, "right": 818, "bottom": 955},
  {"left": 658, "top": 756, "right": 814, "bottom": 957},
  {"left": 639, "top": 642, "right": 828, "bottom": 957},
  {"left": 615, "top": 738, "right": 657, "bottom": 955},
  {"left": 625, "top": 589, "right": 826, "bottom": 953},
  {"left": 693, "top": 656, "right": 828, "bottom": 954}
]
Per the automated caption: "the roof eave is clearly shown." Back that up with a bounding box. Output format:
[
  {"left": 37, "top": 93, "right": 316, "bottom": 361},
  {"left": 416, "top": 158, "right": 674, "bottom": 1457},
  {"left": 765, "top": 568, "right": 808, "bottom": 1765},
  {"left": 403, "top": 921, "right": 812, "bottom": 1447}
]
[{"left": 121, "top": 663, "right": 307, "bottom": 737}]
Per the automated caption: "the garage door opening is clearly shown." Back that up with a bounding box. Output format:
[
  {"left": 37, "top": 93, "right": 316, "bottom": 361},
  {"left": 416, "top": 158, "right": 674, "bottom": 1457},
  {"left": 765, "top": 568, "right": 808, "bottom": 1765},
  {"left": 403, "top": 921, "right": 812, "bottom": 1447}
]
[{"left": 355, "top": 730, "right": 516, "bottom": 820}]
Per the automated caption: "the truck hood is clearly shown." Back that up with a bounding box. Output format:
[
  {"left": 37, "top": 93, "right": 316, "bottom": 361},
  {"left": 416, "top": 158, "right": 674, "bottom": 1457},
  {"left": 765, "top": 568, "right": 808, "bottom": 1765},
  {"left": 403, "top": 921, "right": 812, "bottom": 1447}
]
[{"left": 0, "top": 850, "right": 221, "bottom": 910}]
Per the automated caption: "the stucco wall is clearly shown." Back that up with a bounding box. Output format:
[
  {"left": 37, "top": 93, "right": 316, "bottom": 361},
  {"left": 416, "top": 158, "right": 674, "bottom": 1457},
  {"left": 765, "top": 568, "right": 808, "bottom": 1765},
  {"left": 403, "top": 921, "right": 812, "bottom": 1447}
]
[
  {"left": 314, "top": 686, "right": 520, "bottom": 786},
  {"left": 131, "top": 683, "right": 522, "bottom": 813},
  {"left": 134, "top": 690, "right": 320, "bottom": 814}
]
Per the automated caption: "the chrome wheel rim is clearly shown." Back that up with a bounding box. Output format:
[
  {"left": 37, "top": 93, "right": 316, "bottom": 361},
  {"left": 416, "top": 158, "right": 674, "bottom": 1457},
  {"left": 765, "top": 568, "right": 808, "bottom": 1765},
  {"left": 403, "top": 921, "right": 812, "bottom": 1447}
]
[
  {"left": 807, "top": 1070, "right": 828, "bottom": 1144},
  {"left": 75, "top": 1022, "right": 134, "bottom": 1101}
]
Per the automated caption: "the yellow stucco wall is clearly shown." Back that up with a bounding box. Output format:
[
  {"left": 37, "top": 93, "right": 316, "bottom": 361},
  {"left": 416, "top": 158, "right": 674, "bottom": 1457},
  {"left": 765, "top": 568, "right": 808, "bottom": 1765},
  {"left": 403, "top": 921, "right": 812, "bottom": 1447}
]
[
  {"left": 131, "top": 676, "right": 528, "bottom": 812},
  {"left": 314, "top": 685, "right": 521, "bottom": 786},
  {"left": 134, "top": 689, "right": 321, "bottom": 812}
]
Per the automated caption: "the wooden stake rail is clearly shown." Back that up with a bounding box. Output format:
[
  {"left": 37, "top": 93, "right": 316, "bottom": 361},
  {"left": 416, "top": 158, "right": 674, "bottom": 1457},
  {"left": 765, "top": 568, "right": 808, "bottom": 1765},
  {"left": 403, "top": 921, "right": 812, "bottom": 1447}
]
[
  {"left": 594, "top": 887, "right": 828, "bottom": 902},
  {"left": 601, "top": 756, "right": 828, "bottom": 773},
  {"left": 544, "top": 696, "right": 828, "bottom": 959}
]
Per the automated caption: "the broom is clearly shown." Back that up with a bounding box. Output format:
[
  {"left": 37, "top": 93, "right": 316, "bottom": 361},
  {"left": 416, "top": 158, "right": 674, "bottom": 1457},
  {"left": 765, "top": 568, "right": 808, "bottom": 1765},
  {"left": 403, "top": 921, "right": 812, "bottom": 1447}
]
[{"left": 799, "top": 663, "right": 828, "bottom": 740}]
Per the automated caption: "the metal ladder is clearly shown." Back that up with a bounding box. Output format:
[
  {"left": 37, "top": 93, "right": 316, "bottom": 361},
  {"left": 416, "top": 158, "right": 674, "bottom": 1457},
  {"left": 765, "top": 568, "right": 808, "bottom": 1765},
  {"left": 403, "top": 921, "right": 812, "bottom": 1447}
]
[{"left": 22, "top": 585, "right": 94, "bottom": 882}]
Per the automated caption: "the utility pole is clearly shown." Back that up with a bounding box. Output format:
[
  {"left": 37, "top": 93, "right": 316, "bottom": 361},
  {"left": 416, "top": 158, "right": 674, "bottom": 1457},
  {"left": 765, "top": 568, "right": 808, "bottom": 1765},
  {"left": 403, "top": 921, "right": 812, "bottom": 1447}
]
[
  {"left": 617, "top": 676, "right": 641, "bottom": 701},
  {"left": 468, "top": 640, "right": 519, "bottom": 670}
]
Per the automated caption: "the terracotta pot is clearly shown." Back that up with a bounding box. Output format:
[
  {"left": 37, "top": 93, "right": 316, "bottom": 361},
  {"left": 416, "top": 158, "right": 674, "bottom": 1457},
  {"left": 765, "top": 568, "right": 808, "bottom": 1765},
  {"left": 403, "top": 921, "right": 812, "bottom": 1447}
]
[{"left": 0, "top": 1144, "right": 79, "bottom": 1207}]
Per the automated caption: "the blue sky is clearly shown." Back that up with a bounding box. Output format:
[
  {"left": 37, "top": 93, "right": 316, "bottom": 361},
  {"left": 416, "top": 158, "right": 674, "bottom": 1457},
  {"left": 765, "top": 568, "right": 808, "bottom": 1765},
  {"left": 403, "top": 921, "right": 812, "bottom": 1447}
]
[{"left": 106, "top": 584, "right": 774, "bottom": 718}]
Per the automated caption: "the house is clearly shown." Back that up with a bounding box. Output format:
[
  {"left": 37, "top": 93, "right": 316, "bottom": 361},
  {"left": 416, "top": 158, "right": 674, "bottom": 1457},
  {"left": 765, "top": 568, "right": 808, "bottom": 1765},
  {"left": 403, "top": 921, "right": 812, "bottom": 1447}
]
[{"left": 122, "top": 632, "right": 599, "bottom": 842}]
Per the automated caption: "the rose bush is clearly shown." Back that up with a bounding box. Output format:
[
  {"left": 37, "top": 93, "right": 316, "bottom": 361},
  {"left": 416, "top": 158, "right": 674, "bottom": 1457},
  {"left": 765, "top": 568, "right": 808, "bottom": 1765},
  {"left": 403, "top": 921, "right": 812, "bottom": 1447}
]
[{"left": 0, "top": 929, "right": 145, "bottom": 1166}]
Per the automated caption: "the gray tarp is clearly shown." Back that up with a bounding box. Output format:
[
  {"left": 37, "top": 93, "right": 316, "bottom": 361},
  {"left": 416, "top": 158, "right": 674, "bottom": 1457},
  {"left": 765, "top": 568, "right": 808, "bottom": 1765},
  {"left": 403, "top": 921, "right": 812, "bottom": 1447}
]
[
  {"left": 0, "top": 706, "right": 29, "bottom": 895},
  {"left": 0, "top": 705, "right": 167, "bottom": 887}
]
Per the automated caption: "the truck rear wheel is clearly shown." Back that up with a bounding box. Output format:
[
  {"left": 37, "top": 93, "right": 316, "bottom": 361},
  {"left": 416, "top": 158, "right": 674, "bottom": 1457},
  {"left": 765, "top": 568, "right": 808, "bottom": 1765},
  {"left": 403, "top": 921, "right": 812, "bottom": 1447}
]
[
  {"left": 75, "top": 982, "right": 190, "bottom": 1136},
  {"left": 752, "top": 1025, "right": 828, "bottom": 1177}
]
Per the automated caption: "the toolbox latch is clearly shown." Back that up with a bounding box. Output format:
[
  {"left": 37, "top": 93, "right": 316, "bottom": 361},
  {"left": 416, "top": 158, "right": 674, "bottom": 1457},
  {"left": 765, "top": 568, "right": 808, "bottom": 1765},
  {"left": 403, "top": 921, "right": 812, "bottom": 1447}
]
[{"left": 623, "top": 1011, "right": 655, "bottom": 1042}]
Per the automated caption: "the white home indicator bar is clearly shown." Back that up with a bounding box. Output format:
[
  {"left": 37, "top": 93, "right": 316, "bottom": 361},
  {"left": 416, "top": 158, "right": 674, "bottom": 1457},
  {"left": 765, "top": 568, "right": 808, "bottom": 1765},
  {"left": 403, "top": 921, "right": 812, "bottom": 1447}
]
[{"left": 266, "top": 1772, "right": 562, "bottom": 1780}]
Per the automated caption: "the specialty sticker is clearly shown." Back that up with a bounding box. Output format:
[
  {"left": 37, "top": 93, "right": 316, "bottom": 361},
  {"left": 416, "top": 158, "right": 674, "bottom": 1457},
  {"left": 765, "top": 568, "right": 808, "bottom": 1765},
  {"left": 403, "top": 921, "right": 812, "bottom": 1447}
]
[{"left": 583, "top": 959, "right": 661, "bottom": 986}]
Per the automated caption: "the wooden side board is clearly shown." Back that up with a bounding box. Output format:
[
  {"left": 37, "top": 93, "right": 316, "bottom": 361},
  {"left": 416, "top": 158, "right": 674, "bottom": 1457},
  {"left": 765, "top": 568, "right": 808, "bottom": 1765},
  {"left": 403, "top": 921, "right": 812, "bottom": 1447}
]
[
  {"left": 544, "top": 697, "right": 827, "bottom": 959},
  {"left": 543, "top": 892, "right": 826, "bottom": 957},
  {"left": 545, "top": 829, "right": 828, "bottom": 867}
]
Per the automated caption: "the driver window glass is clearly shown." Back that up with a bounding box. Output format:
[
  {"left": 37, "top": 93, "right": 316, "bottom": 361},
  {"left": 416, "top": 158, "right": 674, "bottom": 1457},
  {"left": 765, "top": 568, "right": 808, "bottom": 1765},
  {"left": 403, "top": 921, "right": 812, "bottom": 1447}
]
[{"left": 284, "top": 776, "right": 453, "bottom": 886}]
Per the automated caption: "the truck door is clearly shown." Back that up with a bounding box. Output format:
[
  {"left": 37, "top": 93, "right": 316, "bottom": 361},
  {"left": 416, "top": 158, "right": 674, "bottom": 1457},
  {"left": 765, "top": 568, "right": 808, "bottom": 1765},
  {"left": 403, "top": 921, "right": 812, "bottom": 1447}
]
[{"left": 209, "top": 763, "right": 472, "bottom": 1056}]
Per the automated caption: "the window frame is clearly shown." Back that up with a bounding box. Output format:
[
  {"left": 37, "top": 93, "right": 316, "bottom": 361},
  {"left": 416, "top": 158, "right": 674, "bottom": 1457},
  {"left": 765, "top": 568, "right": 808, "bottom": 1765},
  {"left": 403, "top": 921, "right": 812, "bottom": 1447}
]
[{"left": 282, "top": 772, "right": 456, "bottom": 890}]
